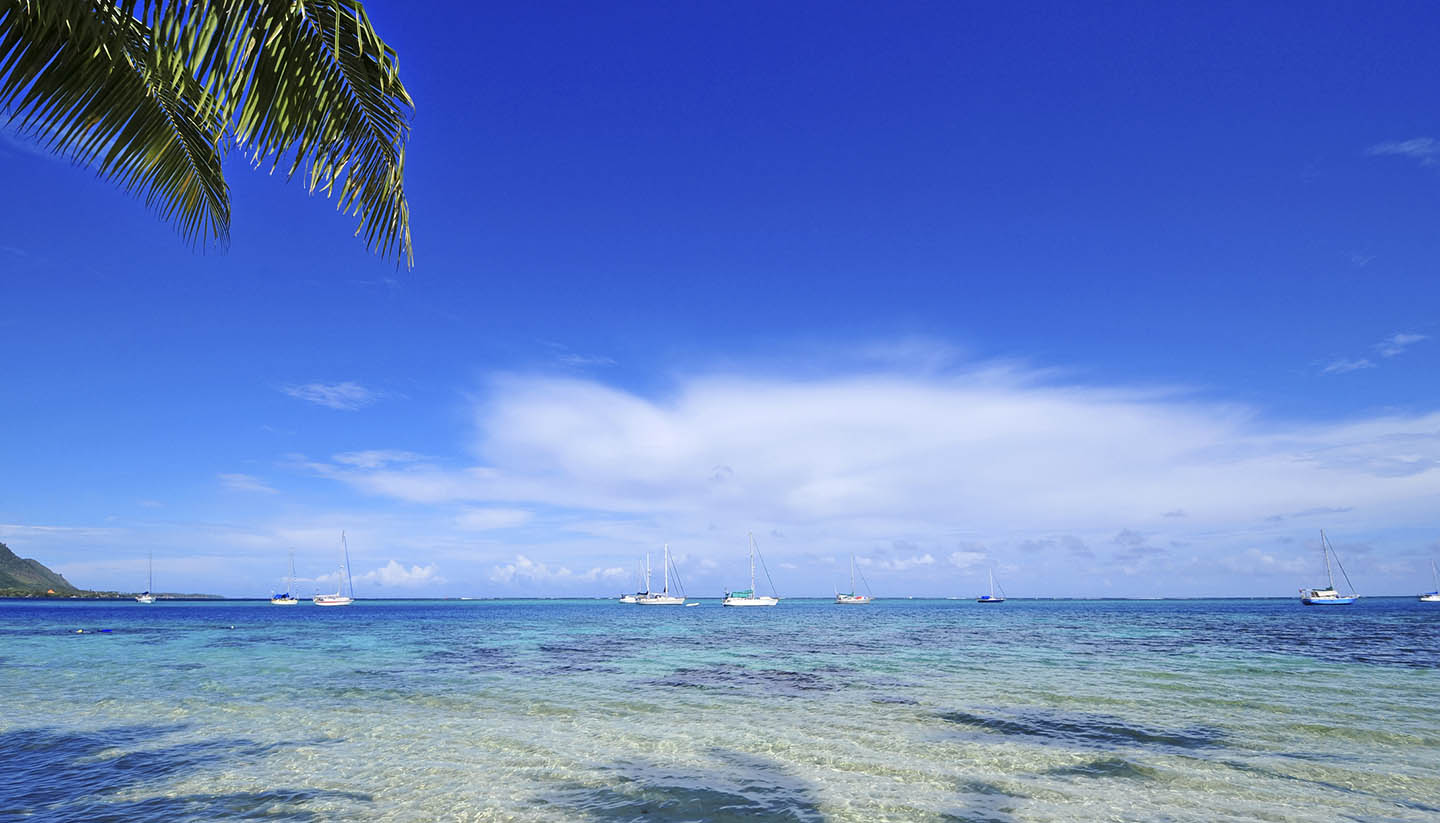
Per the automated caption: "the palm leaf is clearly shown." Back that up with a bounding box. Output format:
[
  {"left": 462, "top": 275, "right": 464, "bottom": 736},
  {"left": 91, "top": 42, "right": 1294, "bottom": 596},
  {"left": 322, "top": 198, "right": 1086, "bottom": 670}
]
[
  {"left": 0, "top": 0, "right": 415, "bottom": 267},
  {"left": 0, "top": 0, "right": 230, "bottom": 246}
]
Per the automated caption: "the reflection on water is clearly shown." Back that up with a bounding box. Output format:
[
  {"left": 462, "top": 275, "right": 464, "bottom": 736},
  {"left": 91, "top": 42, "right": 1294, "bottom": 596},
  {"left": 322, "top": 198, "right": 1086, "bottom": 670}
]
[{"left": 0, "top": 597, "right": 1436, "bottom": 821}]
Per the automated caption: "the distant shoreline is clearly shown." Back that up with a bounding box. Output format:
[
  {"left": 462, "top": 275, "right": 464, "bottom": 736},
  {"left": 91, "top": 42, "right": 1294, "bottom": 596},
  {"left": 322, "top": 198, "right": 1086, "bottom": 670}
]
[{"left": 1, "top": 594, "right": 1428, "bottom": 602}]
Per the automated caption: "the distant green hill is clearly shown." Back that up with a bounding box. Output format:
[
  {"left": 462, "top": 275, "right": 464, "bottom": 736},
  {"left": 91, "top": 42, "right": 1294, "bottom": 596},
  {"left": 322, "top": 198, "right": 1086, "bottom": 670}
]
[{"left": 0, "top": 542, "right": 78, "bottom": 593}]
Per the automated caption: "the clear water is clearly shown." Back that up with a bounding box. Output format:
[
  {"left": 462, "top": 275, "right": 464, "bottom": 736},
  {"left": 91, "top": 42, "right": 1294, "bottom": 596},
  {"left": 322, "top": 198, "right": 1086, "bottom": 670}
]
[{"left": 1, "top": 598, "right": 1437, "bottom": 822}]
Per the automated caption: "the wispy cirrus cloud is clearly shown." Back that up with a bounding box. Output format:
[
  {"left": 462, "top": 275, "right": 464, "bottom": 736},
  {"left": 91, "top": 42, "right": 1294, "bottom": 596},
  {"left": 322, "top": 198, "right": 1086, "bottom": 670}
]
[
  {"left": 281, "top": 381, "right": 380, "bottom": 411},
  {"left": 1367, "top": 137, "right": 1440, "bottom": 166},
  {"left": 219, "top": 473, "right": 278, "bottom": 494},
  {"left": 1320, "top": 331, "right": 1428, "bottom": 375},
  {"left": 1321, "top": 357, "right": 1375, "bottom": 375},
  {"left": 1377, "top": 332, "right": 1427, "bottom": 358}
]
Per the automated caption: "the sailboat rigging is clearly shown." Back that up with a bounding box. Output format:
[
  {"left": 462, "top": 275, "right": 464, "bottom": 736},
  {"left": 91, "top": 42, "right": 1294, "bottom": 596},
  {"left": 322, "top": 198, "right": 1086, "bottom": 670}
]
[
  {"left": 723, "top": 532, "right": 779, "bottom": 607},
  {"left": 977, "top": 567, "right": 1005, "bottom": 603},
  {"left": 135, "top": 552, "right": 155, "bottom": 604},
  {"left": 271, "top": 550, "right": 299, "bottom": 605},
  {"left": 834, "top": 554, "right": 872, "bottom": 604},
  {"left": 619, "top": 555, "right": 646, "bottom": 603},
  {"left": 1420, "top": 559, "right": 1440, "bottom": 603},
  {"left": 314, "top": 532, "right": 357, "bottom": 606},
  {"left": 635, "top": 544, "right": 686, "bottom": 605},
  {"left": 1300, "top": 530, "right": 1357, "bottom": 605}
]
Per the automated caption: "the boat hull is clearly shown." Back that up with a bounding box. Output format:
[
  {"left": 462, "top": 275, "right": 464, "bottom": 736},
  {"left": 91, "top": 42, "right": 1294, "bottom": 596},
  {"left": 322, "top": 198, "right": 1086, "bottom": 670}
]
[
  {"left": 1301, "top": 596, "right": 1356, "bottom": 605},
  {"left": 834, "top": 594, "right": 870, "bottom": 604},
  {"left": 977, "top": 596, "right": 1005, "bottom": 603},
  {"left": 313, "top": 596, "right": 354, "bottom": 606},
  {"left": 723, "top": 597, "right": 778, "bottom": 607},
  {"left": 635, "top": 595, "right": 685, "bottom": 605},
  {"left": 135, "top": 595, "right": 155, "bottom": 604},
  {"left": 1418, "top": 593, "right": 1440, "bottom": 602},
  {"left": 270, "top": 597, "right": 298, "bottom": 605},
  {"left": 618, "top": 594, "right": 638, "bottom": 604}
]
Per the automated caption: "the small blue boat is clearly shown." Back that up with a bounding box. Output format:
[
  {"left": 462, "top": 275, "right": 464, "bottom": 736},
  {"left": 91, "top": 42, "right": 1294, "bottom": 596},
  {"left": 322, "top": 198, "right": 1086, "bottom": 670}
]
[{"left": 1300, "top": 530, "right": 1357, "bottom": 605}]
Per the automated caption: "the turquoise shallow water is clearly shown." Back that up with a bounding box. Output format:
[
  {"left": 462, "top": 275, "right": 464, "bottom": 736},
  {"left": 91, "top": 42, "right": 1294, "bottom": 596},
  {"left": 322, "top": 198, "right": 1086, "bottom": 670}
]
[{"left": 1, "top": 598, "right": 1438, "bottom": 822}]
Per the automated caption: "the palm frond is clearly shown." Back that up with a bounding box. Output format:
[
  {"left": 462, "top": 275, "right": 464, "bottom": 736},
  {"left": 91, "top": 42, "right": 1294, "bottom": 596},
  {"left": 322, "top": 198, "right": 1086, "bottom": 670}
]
[
  {"left": 164, "top": 0, "right": 415, "bottom": 266},
  {"left": 0, "top": 0, "right": 230, "bottom": 246},
  {"left": 0, "top": 0, "right": 415, "bottom": 267}
]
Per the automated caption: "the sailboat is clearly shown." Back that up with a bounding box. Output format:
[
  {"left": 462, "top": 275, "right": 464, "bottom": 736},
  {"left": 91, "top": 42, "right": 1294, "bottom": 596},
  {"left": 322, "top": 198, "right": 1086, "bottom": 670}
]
[
  {"left": 1300, "top": 530, "right": 1357, "bottom": 605},
  {"left": 834, "top": 554, "right": 872, "bottom": 604},
  {"left": 1420, "top": 559, "right": 1440, "bottom": 602},
  {"left": 619, "top": 556, "right": 646, "bottom": 603},
  {"left": 635, "top": 544, "right": 686, "bottom": 605},
  {"left": 135, "top": 552, "right": 155, "bottom": 603},
  {"left": 723, "top": 532, "right": 779, "bottom": 607},
  {"left": 271, "top": 551, "right": 299, "bottom": 605},
  {"left": 977, "top": 567, "right": 1005, "bottom": 603},
  {"left": 313, "top": 532, "right": 356, "bottom": 606}
]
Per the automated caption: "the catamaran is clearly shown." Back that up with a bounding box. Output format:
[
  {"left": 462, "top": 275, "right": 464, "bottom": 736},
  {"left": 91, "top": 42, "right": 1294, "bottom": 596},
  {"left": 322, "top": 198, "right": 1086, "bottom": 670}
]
[
  {"left": 834, "top": 554, "right": 872, "bottom": 604},
  {"left": 1420, "top": 559, "right": 1440, "bottom": 603},
  {"left": 314, "top": 532, "right": 356, "bottom": 606},
  {"left": 723, "top": 532, "right": 779, "bottom": 607},
  {"left": 271, "top": 550, "right": 299, "bottom": 605},
  {"left": 135, "top": 552, "right": 155, "bottom": 603},
  {"left": 977, "top": 567, "right": 1006, "bottom": 603},
  {"left": 635, "top": 544, "right": 686, "bottom": 605},
  {"left": 1300, "top": 530, "right": 1357, "bottom": 605}
]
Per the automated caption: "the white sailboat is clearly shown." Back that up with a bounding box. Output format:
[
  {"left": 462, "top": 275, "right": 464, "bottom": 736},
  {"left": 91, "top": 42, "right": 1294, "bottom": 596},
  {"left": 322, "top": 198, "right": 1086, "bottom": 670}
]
[
  {"left": 834, "top": 554, "right": 872, "bottom": 604},
  {"left": 271, "top": 551, "right": 299, "bottom": 605},
  {"left": 313, "top": 532, "right": 356, "bottom": 606},
  {"left": 635, "top": 544, "right": 686, "bottom": 605},
  {"left": 1300, "top": 530, "right": 1357, "bottom": 605},
  {"left": 1420, "top": 559, "right": 1440, "bottom": 603},
  {"left": 619, "top": 556, "right": 646, "bottom": 603},
  {"left": 723, "top": 532, "right": 779, "bottom": 607},
  {"left": 135, "top": 552, "right": 155, "bottom": 603},
  {"left": 977, "top": 567, "right": 1005, "bottom": 603}
]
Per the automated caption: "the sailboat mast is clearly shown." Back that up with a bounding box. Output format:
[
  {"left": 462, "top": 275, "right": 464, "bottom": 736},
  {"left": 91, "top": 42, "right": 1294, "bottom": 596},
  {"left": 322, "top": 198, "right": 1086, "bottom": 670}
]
[
  {"left": 342, "top": 531, "right": 355, "bottom": 597},
  {"left": 749, "top": 532, "right": 757, "bottom": 592},
  {"left": 850, "top": 554, "right": 856, "bottom": 593},
  {"left": 646, "top": 553, "right": 652, "bottom": 592},
  {"left": 147, "top": 551, "right": 153, "bottom": 593},
  {"left": 989, "top": 568, "right": 995, "bottom": 598},
  {"left": 1321, "top": 530, "right": 1335, "bottom": 589},
  {"left": 663, "top": 544, "right": 670, "bottom": 595}
]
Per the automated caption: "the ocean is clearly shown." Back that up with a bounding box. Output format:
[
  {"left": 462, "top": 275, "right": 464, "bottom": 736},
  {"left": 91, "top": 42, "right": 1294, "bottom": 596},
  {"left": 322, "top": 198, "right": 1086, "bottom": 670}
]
[{"left": 1, "top": 597, "right": 1437, "bottom": 822}]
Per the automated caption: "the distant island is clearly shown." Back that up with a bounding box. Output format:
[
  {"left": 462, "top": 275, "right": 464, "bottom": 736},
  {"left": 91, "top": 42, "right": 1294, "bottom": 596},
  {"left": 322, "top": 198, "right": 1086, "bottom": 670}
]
[{"left": 0, "top": 542, "right": 221, "bottom": 599}]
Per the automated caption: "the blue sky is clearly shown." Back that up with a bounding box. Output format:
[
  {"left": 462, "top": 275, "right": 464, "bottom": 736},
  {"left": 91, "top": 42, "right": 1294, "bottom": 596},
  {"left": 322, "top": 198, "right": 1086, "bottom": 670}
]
[{"left": 2, "top": 1, "right": 1438, "bottom": 597}]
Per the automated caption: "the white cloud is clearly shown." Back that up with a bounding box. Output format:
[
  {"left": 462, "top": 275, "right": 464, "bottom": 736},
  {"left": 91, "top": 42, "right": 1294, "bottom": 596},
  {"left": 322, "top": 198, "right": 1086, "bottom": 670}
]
[
  {"left": 1321, "top": 358, "right": 1374, "bottom": 375},
  {"left": 282, "top": 381, "right": 379, "bottom": 411},
  {"left": 1367, "top": 137, "right": 1440, "bottom": 165},
  {"left": 276, "top": 363, "right": 1440, "bottom": 596},
  {"left": 219, "top": 473, "right": 278, "bottom": 494},
  {"left": 453, "top": 507, "right": 532, "bottom": 531},
  {"left": 488, "top": 554, "right": 626, "bottom": 585},
  {"left": 1377, "top": 332, "right": 1427, "bottom": 358},
  {"left": 857, "top": 552, "right": 935, "bottom": 571},
  {"left": 311, "top": 370, "right": 1440, "bottom": 532},
  {"left": 948, "top": 551, "right": 986, "bottom": 569},
  {"left": 350, "top": 560, "right": 444, "bottom": 588}
]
